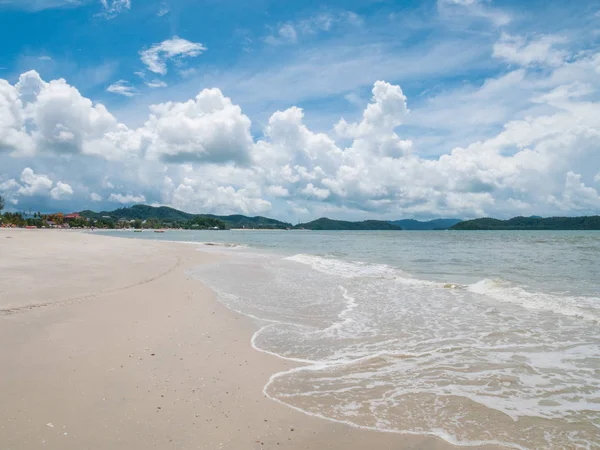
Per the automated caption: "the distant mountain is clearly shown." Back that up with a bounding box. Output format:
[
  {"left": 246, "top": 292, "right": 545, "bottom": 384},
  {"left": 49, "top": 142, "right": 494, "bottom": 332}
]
[
  {"left": 80, "top": 205, "right": 194, "bottom": 222},
  {"left": 451, "top": 216, "right": 600, "bottom": 230},
  {"left": 295, "top": 218, "right": 402, "bottom": 231},
  {"left": 202, "top": 214, "right": 292, "bottom": 229},
  {"left": 79, "top": 205, "right": 292, "bottom": 229},
  {"left": 390, "top": 218, "right": 462, "bottom": 230}
]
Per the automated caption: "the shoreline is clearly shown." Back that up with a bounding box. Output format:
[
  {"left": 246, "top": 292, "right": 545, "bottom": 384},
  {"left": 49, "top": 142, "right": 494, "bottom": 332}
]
[{"left": 0, "top": 230, "right": 499, "bottom": 449}]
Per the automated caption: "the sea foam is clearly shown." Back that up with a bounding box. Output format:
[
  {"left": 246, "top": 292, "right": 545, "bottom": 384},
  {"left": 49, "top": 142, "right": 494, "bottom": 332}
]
[{"left": 188, "top": 246, "right": 600, "bottom": 450}]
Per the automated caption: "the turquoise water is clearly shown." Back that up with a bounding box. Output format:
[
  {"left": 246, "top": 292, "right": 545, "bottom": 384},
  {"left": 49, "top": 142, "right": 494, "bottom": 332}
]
[{"left": 99, "top": 230, "right": 600, "bottom": 449}]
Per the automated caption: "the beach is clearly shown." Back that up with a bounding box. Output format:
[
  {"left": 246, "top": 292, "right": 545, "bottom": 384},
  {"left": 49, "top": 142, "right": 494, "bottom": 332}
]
[{"left": 0, "top": 230, "right": 487, "bottom": 450}]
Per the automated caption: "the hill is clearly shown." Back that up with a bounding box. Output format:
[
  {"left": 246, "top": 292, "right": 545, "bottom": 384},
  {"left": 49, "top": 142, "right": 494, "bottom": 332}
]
[
  {"left": 295, "top": 218, "right": 402, "bottom": 231},
  {"left": 80, "top": 205, "right": 194, "bottom": 222},
  {"left": 451, "top": 216, "right": 600, "bottom": 230},
  {"left": 79, "top": 205, "right": 292, "bottom": 229},
  {"left": 202, "top": 214, "right": 292, "bottom": 229},
  {"left": 390, "top": 218, "right": 462, "bottom": 230}
]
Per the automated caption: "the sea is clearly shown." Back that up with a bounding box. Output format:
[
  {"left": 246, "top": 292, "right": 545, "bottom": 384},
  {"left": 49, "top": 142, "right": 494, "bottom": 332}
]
[{"left": 98, "top": 229, "right": 600, "bottom": 449}]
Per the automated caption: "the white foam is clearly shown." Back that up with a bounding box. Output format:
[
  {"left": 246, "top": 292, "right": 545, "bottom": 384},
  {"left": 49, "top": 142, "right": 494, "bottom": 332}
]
[
  {"left": 285, "top": 254, "right": 400, "bottom": 279},
  {"left": 186, "top": 250, "right": 600, "bottom": 450},
  {"left": 468, "top": 278, "right": 600, "bottom": 322}
]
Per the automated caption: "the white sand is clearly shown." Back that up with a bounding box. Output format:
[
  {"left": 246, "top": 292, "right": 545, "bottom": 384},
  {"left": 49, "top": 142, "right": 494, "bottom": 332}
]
[{"left": 0, "top": 230, "right": 498, "bottom": 450}]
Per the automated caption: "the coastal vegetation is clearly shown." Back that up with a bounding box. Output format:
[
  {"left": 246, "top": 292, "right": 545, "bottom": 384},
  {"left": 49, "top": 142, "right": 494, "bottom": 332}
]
[
  {"left": 79, "top": 205, "right": 291, "bottom": 229},
  {"left": 2, "top": 200, "right": 599, "bottom": 231},
  {"left": 295, "top": 218, "right": 403, "bottom": 231},
  {"left": 451, "top": 216, "right": 600, "bottom": 230},
  {"left": 389, "top": 218, "right": 461, "bottom": 230}
]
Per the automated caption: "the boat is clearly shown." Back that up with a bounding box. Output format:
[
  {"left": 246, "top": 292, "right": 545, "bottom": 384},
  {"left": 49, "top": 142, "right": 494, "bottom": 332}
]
[{"left": 154, "top": 230, "right": 165, "bottom": 233}]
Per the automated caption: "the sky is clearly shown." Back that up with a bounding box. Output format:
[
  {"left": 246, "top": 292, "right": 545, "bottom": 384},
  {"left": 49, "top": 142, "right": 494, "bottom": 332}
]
[{"left": 0, "top": 0, "right": 599, "bottom": 222}]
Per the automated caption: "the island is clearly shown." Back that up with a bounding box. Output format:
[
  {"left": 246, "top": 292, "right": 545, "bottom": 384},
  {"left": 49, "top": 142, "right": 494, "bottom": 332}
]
[
  {"left": 451, "top": 216, "right": 600, "bottom": 230},
  {"left": 389, "top": 218, "right": 461, "bottom": 230},
  {"left": 78, "top": 205, "right": 292, "bottom": 230},
  {"left": 294, "top": 218, "right": 402, "bottom": 231}
]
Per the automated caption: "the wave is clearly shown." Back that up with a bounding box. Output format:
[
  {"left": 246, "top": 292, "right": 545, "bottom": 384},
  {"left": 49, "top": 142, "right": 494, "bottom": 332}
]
[
  {"left": 467, "top": 278, "right": 600, "bottom": 323},
  {"left": 285, "top": 253, "right": 400, "bottom": 279},
  {"left": 285, "top": 253, "right": 600, "bottom": 323},
  {"left": 188, "top": 250, "right": 600, "bottom": 449}
]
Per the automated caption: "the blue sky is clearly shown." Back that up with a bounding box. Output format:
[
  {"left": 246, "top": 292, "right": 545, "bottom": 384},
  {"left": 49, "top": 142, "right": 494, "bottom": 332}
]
[{"left": 1, "top": 0, "right": 600, "bottom": 221}]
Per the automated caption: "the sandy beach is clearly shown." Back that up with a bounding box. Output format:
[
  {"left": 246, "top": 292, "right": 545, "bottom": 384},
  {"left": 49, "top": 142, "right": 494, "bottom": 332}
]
[{"left": 0, "top": 230, "right": 498, "bottom": 450}]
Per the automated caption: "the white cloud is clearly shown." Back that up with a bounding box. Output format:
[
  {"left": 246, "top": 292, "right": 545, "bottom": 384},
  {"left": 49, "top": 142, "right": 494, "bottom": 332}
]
[
  {"left": 265, "top": 12, "right": 361, "bottom": 45},
  {"left": 0, "top": 0, "right": 85, "bottom": 11},
  {"left": 300, "top": 183, "right": 330, "bottom": 200},
  {"left": 140, "top": 37, "right": 206, "bottom": 75},
  {"left": 266, "top": 185, "right": 290, "bottom": 197},
  {"left": 2, "top": 44, "right": 600, "bottom": 219},
  {"left": 7, "top": 167, "right": 72, "bottom": 201},
  {"left": 0, "top": 178, "right": 20, "bottom": 192},
  {"left": 157, "top": 3, "right": 169, "bottom": 16},
  {"left": 440, "top": 0, "right": 479, "bottom": 5},
  {"left": 549, "top": 172, "right": 600, "bottom": 211},
  {"left": 144, "top": 88, "right": 254, "bottom": 164},
  {"left": 146, "top": 79, "right": 168, "bottom": 89},
  {"left": 179, "top": 68, "right": 197, "bottom": 78},
  {"left": 335, "top": 81, "right": 410, "bottom": 139},
  {"left": 493, "top": 33, "right": 568, "bottom": 67},
  {"left": 50, "top": 181, "right": 73, "bottom": 200},
  {"left": 18, "top": 168, "right": 53, "bottom": 196},
  {"left": 108, "top": 193, "right": 146, "bottom": 204},
  {"left": 0, "top": 0, "right": 129, "bottom": 16},
  {"left": 265, "top": 24, "right": 298, "bottom": 45},
  {"left": 99, "top": 0, "right": 130, "bottom": 19},
  {"left": 438, "top": 0, "right": 511, "bottom": 27},
  {"left": 106, "top": 80, "right": 138, "bottom": 97}
]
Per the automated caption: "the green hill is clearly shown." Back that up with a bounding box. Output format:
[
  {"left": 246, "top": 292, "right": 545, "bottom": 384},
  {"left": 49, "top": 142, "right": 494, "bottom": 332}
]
[
  {"left": 295, "top": 218, "right": 402, "bottom": 230},
  {"left": 79, "top": 205, "right": 292, "bottom": 229},
  {"left": 390, "top": 218, "right": 462, "bottom": 230},
  {"left": 202, "top": 214, "right": 292, "bottom": 229},
  {"left": 80, "top": 205, "right": 194, "bottom": 222},
  {"left": 451, "top": 216, "right": 600, "bottom": 230}
]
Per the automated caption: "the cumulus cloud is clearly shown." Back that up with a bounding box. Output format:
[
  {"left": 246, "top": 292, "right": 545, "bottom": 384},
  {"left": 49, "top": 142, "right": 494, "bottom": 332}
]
[
  {"left": 140, "top": 36, "right": 206, "bottom": 75},
  {"left": 1, "top": 71, "right": 138, "bottom": 160},
  {"left": 50, "top": 181, "right": 74, "bottom": 200},
  {"left": 0, "top": 167, "right": 73, "bottom": 201},
  {"left": 144, "top": 88, "right": 254, "bottom": 164},
  {"left": 18, "top": 168, "right": 53, "bottom": 196},
  {"left": 549, "top": 172, "right": 600, "bottom": 211},
  {"left": 300, "top": 183, "right": 330, "bottom": 200},
  {"left": 108, "top": 193, "right": 146, "bottom": 204},
  {"left": 493, "top": 33, "right": 568, "bottom": 67},
  {"left": 266, "top": 185, "right": 290, "bottom": 197},
  {"left": 1, "top": 46, "right": 600, "bottom": 219},
  {"left": 106, "top": 80, "right": 138, "bottom": 97}
]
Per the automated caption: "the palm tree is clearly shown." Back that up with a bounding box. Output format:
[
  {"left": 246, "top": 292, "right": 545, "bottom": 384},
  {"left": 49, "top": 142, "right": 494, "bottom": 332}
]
[{"left": 0, "top": 195, "right": 4, "bottom": 213}]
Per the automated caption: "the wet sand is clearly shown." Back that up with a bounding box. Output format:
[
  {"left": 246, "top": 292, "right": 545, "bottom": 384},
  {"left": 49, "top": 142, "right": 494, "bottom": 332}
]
[{"left": 0, "top": 230, "right": 498, "bottom": 450}]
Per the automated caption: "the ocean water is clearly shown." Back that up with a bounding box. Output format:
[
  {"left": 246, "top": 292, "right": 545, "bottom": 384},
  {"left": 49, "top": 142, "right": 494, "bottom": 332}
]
[{"left": 100, "top": 230, "right": 600, "bottom": 449}]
